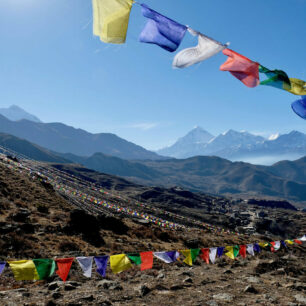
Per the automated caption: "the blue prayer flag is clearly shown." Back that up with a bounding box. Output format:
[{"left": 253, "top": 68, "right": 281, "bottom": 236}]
[
  {"left": 253, "top": 243, "right": 261, "bottom": 253},
  {"left": 291, "top": 96, "right": 306, "bottom": 120},
  {"left": 217, "top": 247, "right": 225, "bottom": 258},
  {"left": 0, "top": 262, "right": 5, "bottom": 275},
  {"left": 94, "top": 256, "right": 109, "bottom": 278},
  {"left": 139, "top": 4, "right": 187, "bottom": 52}
]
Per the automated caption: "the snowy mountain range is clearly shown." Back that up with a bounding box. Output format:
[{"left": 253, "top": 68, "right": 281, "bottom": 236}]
[{"left": 157, "top": 127, "right": 306, "bottom": 164}]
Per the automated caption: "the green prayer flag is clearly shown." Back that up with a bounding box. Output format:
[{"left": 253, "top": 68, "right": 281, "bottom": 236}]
[
  {"left": 127, "top": 254, "right": 142, "bottom": 265},
  {"left": 33, "top": 259, "right": 56, "bottom": 280},
  {"left": 259, "top": 65, "right": 291, "bottom": 90},
  {"left": 191, "top": 249, "right": 200, "bottom": 262},
  {"left": 233, "top": 245, "right": 240, "bottom": 258}
]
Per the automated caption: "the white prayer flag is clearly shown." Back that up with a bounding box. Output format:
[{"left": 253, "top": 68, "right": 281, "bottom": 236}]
[
  {"left": 76, "top": 256, "right": 93, "bottom": 278},
  {"left": 209, "top": 247, "right": 217, "bottom": 264},
  {"left": 247, "top": 244, "right": 254, "bottom": 256},
  {"left": 173, "top": 28, "right": 228, "bottom": 68}
]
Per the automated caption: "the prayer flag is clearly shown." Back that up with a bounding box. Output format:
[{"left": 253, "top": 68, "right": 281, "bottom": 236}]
[
  {"left": 286, "top": 78, "right": 306, "bottom": 95},
  {"left": 294, "top": 239, "right": 302, "bottom": 245},
  {"left": 92, "top": 0, "right": 133, "bottom": 44},
  {"left": 239, "top": 245, "right": 247, "bottom": 258},
  {"left": 110, "top": 254, "right": 132, "bottom": 274},
  {"left": 247, "top": 244, "right": 255, "bottom": 256},
  {"left": 217, "top": 247, "right": 225, "bottom": 258},
  {"left": 271, "top": 241, "right": 281, "bottom": 252},
  {"left": 253, "top": 243, "right": 261, "bottom": 253},
  {"left": 55, "top": 258, "right": 74, "bottom": 282},
  {"left": 281, "top": 240, "right": 287, "bottom": 249},
  {"left": 76, "top": 257, "right": 93, "bottom": 278},
  {"left": 291, "top": 96, "right": 306, "bottom": 120},
  {"left": 180, "top": 250, "right": 192, "bottom": 266},
  {"left": 259, "top": 65, "right": 291, "bottom": 90},
  {"left": 94, "top": 256, "right": 109, "bottom": 277},
  {"left": 298, "top": 235, "right": 306, "bottom": 242},
  {"left": 139, "top": 4, "right": 187, "bottom": 52},
  {"left": 8, "top": 260, "right": 40, "bottom": 281},
  {"left": 220, "top": 49, "right": 259, "bottom": 88},
  {"left": 173, "top": 28, "right": 227, "bottom": 68},
  {"left": 0, "top": 262, "right": 5, "bottom": 275},
  {"left": 154, "top": 251, "right": 179, "bottom": 263},
  {"left": 285, "top": 239, "right": 294, "bottom": 245},
  {"left": 127, "top": 253, "right": 142, "bottom": 265},
  {"left": 33, "top": 259, "right": 56, "bottom": 280},
  {"left": 200, "top": 248, "right": 210, "bottom": 264},
  {"left": 209, "top": 248, "right": 217, "bottom": 264},
  {"left": 140, "top": 251, "right": 153, "bottom": 271}
]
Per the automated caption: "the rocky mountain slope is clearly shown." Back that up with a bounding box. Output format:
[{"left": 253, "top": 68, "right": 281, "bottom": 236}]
[{"left": 0, "top": 155, "right": 305, "bottom": 305}]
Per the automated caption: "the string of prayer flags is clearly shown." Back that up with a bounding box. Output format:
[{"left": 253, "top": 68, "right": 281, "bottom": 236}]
[
  {"left": 291, "top": 96, "right": 306, "bottom": 120},
  {"left": 220, "top": 49, "right": 260, "bottom": 88},
  {"left": 76, "top": 257, "right": 93, "bottom": 278},
  {"left": 225, "top": 245, "right": 239, "bottom": 260},
  {"left": 153, "top": 251, "right": 179, "bottom": 263},
  {"left": 285, "top": 239, "right": 294, "bottom": 245},
  {"left": 8, "top": 260, "right": 40, "bottom": 281},
  {"left": 127, "top": 253, "right": 142, "bottom": 265},
  {"left": 94, "top": 256, "right": 109, "bottom": 277},
  {"left": 247, "top": 244, "right": 255, "bottom": 256},
  {"left": 110, "top": 254, "right": 132, "bottom": 274},
  {"left": 200, "top": 248, "right": 210, "bottom": 264},
  {"left": 32, "top": 259, "right": 56, "bottom": 280},
  {"left": 0, "top": 262, "right": 5, "bottom": 275},
  {"left": 92, "top": 0, "right": 134, "bottom": 44},
  {"left": 259, "top": 65, "right": 291, "bottom": 91},
  {"left": 286, "top": 78, "right": 306, "bottom": 96},
  {"left": 140, "top": 251, "right": 153, "bottom": 271},
  {"left": 139, "top": 4, "right": 187, "bottom": 52},
  {"left": 209, "top": 248, "right": 217, "bottom": 264},
  {"left": 173, "top": 28, "right": 228, "bottom": 68},
  {"left": 55, "top": 258, "right": 74, "bottom": 282},
  {"left": 239, "top": 245, "right": 247, "bottom": 258}
]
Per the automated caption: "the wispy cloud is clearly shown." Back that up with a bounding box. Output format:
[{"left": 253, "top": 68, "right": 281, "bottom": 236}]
[{"left": 128, "top": 122, "right": 159, "bottom": 131}]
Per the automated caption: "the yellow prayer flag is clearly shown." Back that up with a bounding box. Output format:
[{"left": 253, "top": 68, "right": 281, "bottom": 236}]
[
  {"left": 180, "top": 249, "right": 192, "bottom": 266},
  {"left": 110, "top": 254, "right": 132, "bottom": 274},
  {"left": 225, "top": 246, "right": 235, "bottom": 260},
  {"left": 93, "top": 0, "right": 133, "bottom": 44},
  {"left": 285, "top": 239, "right": 294, "bottom": 245},
  {"left": 258, "top": 242, "right": 269, "bottom": 248},
  {"left": 8, "top": 260, "right": 40, "bottom": 281},
  {"left": 285, "top": 78, "right": 306, "bottom": 95}
]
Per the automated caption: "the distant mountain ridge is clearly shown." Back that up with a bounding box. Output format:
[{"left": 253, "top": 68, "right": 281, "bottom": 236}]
[
  {"left": 0, "top": 114, "right": 164, "bottom": 160},
  {"left": 157, "top": 127, "right": 306, "bottom": 164},
  {"left": 0, "top": 105, "right": 42, "bottom": 123},
  {"left": 1, "top": 132, "right": 305, "bottom": 203}
]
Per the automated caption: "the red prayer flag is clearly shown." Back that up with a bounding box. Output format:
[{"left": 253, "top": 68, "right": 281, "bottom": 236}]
[
  {"left": 270, "top": 241, "right": 276, "bottom": 252},
  {"left": 140, "top": 252, "right": 153, "bottom": 271},
  {"left": 294, "top": 239, "right": 302, "bottom": 245},
  {"left": 239, "top": 245, "right": 247, "bottom": 258},
  {"left": 200, "top": 248, "right": 210, "bottom": 264},
  {"left": 55, "top": 258, "right": 74, "bottom": 282},
  {"left": 220, "top": 49, "right": 259, "bottom": 88}
]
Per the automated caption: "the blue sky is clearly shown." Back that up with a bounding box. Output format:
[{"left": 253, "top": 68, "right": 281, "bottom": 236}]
[{"left": 0, "top": 0, "right": 305, "bottom": 150}]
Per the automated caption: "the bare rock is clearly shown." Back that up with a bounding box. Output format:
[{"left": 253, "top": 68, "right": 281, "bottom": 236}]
[
  {"left": 244, "top": 285, "right": 258, "bottom": 294},
  {"left": 183, "top": 277, "right": 193, "bottom": 283},
  {"left": 98, "top": 280, "right": 122, "bottom": 290},
  {"left": 64, "top": 283, "right": 77, "bottom": 291},
  {"left": 48, "top": 282, "right": 60, "bottom": 291},
  {"left": 139, "top": 285, "right": 150, "bottom": 297},
  {"left": 213, "top": 293, "right": 234, "bottom": 302},
  {"left": 294, "top": 294, "right": 306, "bottom": 304}
]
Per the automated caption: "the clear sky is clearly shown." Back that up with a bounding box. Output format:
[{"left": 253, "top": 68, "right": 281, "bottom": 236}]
[{"left": 0, "top": 0, "right": 305, "bottom": 150}]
